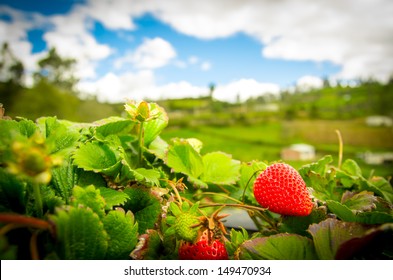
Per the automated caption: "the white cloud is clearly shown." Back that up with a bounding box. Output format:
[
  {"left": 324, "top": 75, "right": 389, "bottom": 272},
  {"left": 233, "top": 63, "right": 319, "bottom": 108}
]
[
  {"left": 296, "top": 75, "right": 324, "bottom": 91},
  {"left": 188, "top": 56, "right": 199, "bottom": 64},
  {"left": 200, "top": 61, "right": 211, "bottom": 71},
  {"left": 77, "top": 70, "right": 206, "bottom": 103},
  {"left": 115, "top": 37, "right": 176, "bottom": 70},
  {"left": 77, "top": 70, "right": 156, "bottom": 102},
  {"left": 214, "top": 79, "right": 280, "bottom": 103},
  {"left": 142, "top": 0, "right": 393, "bottom": 83}
]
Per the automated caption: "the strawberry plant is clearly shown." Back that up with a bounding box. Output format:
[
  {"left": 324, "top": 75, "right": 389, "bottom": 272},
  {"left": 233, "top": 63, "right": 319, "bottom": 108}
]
[{"left": 0, "top": 101, "right": 392, "bottom": 260}]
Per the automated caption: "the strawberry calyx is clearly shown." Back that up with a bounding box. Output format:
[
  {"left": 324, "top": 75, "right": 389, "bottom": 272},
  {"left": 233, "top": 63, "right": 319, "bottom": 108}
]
[{"left": 178, "top": 209, "right": 229, "bottom": 260}]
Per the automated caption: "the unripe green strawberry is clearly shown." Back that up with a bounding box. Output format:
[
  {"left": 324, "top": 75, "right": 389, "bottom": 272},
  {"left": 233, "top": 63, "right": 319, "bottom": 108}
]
[
  {"left": 253, "top": 163, "right": 313, "bottom": 216},
  {"left": 174, "top": 212, "right": 200, "bottom": 242}
]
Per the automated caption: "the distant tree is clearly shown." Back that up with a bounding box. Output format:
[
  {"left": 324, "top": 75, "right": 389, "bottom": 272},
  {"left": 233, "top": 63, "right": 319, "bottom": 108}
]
[
  {"left": 0, "top": 42, "right": 24, "bottom": 84},
  {"left": 208, "top": 82, "right": 215, "bottom": 100},
  {"left": 33, "top": 47, "right": 79, "bottom": 93}
]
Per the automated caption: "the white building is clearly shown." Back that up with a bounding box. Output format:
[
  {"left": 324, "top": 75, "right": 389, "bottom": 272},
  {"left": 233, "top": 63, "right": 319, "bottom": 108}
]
[{"left": 281, "top": 144, "right": 316, "bottom": 161}]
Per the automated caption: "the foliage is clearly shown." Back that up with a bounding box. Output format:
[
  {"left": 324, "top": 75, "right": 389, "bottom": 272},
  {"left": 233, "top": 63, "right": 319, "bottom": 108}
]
[{"left": 0, "top": 101, "right": 392, "bottom": 260}]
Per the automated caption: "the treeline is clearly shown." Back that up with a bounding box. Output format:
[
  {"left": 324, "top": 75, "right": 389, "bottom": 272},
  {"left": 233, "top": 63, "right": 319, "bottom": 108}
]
[
  {"left": 1, "top": 42, "right": 392, "bottom": 123},
  {"left": 0, "top": 43, "right": 123, "bottom": 122}
]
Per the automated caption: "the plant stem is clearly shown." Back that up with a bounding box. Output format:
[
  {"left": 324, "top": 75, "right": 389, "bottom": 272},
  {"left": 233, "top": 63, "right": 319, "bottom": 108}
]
[
  {"left": 137, "top": 121, "right": 145, "bottom": 165},
  {"left": 30, "top": 231, "right": 40, "bottom": 260},
  {"left": 0, "top": 214, "right": 51, "bottom": 231},
  {"left": 199, "top": 203, "right": 267, "bottom": 212},
  {"left": 196, "top": 192, "right": 243, "bottom": 204},
  {"left": 335, "top": 129, "right": 343, "bottom": 169}
]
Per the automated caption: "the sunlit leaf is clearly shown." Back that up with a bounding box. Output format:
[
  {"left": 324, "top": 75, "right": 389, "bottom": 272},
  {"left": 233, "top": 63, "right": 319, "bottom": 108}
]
[
  {"left": 166, "top": 139, "right": 204, "bottom": 178},
  {"left": 98, "top": 187, "right": 129, "bottom": 210},
  {"left": 201, "top": 152, "right": 241, "bottom": 185},
  {"left": 72, "top": 141, "right": 121, "bottom": 176},
  {"left": 72, "top": 185, "right": 106, "bottom": 218}
]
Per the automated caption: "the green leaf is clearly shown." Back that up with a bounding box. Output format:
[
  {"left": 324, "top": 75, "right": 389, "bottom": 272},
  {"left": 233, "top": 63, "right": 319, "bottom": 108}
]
[
  {"left": 341, "top": 191, "right": 378, "bottom": 213},
  {"left": 98, "top": 187, "right": 129, "bottom": 210},
  {"left": 93, "top": 117, "right": 134, "bottom": 139},
  {"left": 143, "top": 103, "right": 168, "bottom": 146},
  {"left": 308, "top": 218, "right": 370, "bottom": 260},
  {"left": 72, "top": 185, "right": 106, "bottom": 218},
  {"left": 299, "top": 155, "right": 333, "bottom": 177},
  {"left": 123, "top": 186, "right": 162, "bottom": 234},
  {"left": 238, "top": 233, "right": 317, "bottom": 260},
  {"left": 77, "top": 170, "right": 107, "bottom": 188},
  {"left": 201, "top": 152, "right": 241, "bottom": 185},
  {"left": 238, "top": 161, "right": 267, "bottom": 190},
  {"left": 73, "top": 141, "right": 120, "bottom": 176},
  {"left": 327, "top": 200, "right": 393, "bottom": 224},
  {"left": 326, "top": 200, "right": 356, "bottom": 221},
  {"left": 280, "top": 207, "right": 328, "bottom": 236},
  {"left": 51, "top": 156, "right": 78, "bottom": 203},
  {"left": 37, "top": 117, "right": 79, "bottom": 155},
  {"left": 166, "top": 139, "right": 204, "bottom": 179},
  {"left": 103, "top": 209, "right": 139, "bottom": 259},
  {"left": 132, "top": 168, "right": 161, "bottom": 187},
  {"left": 148, "top": 136, "right": 169, "bottom": 160},
  {"left": 17, "top": 119, "right": 37, "bottom": 138},
  {"left": 226, "top": 228, "right": 249, "bottom": 258},
  {"left": 51, "top": 206, "right": 108, "bottom": 260},
  {"left": 341, "top": 159, "right": 363, "bottom": 177},
  {"left": 361, "top": 176, "right": 393, "bottom": 204}
]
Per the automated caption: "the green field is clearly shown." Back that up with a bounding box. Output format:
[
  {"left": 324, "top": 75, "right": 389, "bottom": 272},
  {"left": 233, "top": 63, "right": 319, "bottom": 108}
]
[{"left": 161, "top": 119, "right": 393, "bottom": 178}]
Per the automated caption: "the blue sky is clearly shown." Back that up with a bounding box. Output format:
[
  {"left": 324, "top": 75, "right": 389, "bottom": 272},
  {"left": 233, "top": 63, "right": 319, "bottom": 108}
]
[{"left": 0, "top": 0, "right": 392, "bottom": 102}]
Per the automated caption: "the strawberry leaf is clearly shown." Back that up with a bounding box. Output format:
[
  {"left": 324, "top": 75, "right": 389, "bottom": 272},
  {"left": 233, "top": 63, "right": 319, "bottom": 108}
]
[
  {"left": 327, "top": 200, "right": 393, "bottom": 224},
  {"left": 93, "top": 117, "right": 134, "bottom": 139},
  {"left": 148, "top": 136, "right": 169, "bottom": 160},
  {"left": 98, "top": 187, "right": 129, "bottom": 210},
  {"left": 341, "top": 191, "right": 378, "bottom": 213},
  {"left": 72, "top": 185, "right": 106, "bottom": 218},
  {"left": 238, "top": 233, "right": 317, "bottom": 260},
  {"left": 37, "top": 117, "right": 79, "bottom": 155},
  {"left": 166, "top": 139, "right": 204, "bottom": 179},
  {"left": 280, "top": 207, "right": 328, "bottom": 236},
  {"left": 51, "top": 206, "right": 108, "bottom": 260},
  {"left": 73, "top": 141, "right": 121, "bottom": 176},
  {"left": 123, "top": 186, "right": 162, "bottom": 234},
  {"left": 308, "top": 218, "right": 370, "bottom": 260},
  {"left": 103, "top": 209, "right": 139, "bottom": 259},
  {"left": 51, "top": 156, "right": 78, "bottom": 203},
  {"left": 201, "top": 152, "right": 241, "bottom": 185}
]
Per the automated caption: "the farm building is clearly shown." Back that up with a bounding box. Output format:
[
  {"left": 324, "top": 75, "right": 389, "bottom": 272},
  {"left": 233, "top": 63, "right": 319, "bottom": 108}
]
[
  {"left": 365, "top": 116, "right": 393, "bottom": 127},
  {"left": 281, "top": 144, "right": 316, "bottom": 161}
]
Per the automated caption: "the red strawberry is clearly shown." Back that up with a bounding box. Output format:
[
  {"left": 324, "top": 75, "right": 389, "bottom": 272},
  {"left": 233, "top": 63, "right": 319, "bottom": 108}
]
[
  {"left": 178, "top": 230, "right": 228, "bottom": 260},
  {"left": 253, "top": 163, "right": 313, "bottom": 216}
]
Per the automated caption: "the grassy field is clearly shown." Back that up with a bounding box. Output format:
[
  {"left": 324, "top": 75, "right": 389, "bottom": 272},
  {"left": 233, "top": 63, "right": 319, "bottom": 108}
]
[{"left": 161, "top": 119, "right": 393, "bottom": 178}]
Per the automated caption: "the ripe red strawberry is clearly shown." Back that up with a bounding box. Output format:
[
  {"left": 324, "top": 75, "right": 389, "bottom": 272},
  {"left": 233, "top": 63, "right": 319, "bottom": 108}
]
[
  {"left": 253, "top": 163, "right": 313, "bottom": 216},
  {"left": 178, "top": 230, "right": 228, "bottom": 260}
]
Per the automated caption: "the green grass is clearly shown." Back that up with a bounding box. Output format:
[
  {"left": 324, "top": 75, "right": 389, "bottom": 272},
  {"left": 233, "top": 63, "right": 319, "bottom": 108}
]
[{"left": 161, "top": 120, "right": 393, "bottom": 178}]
